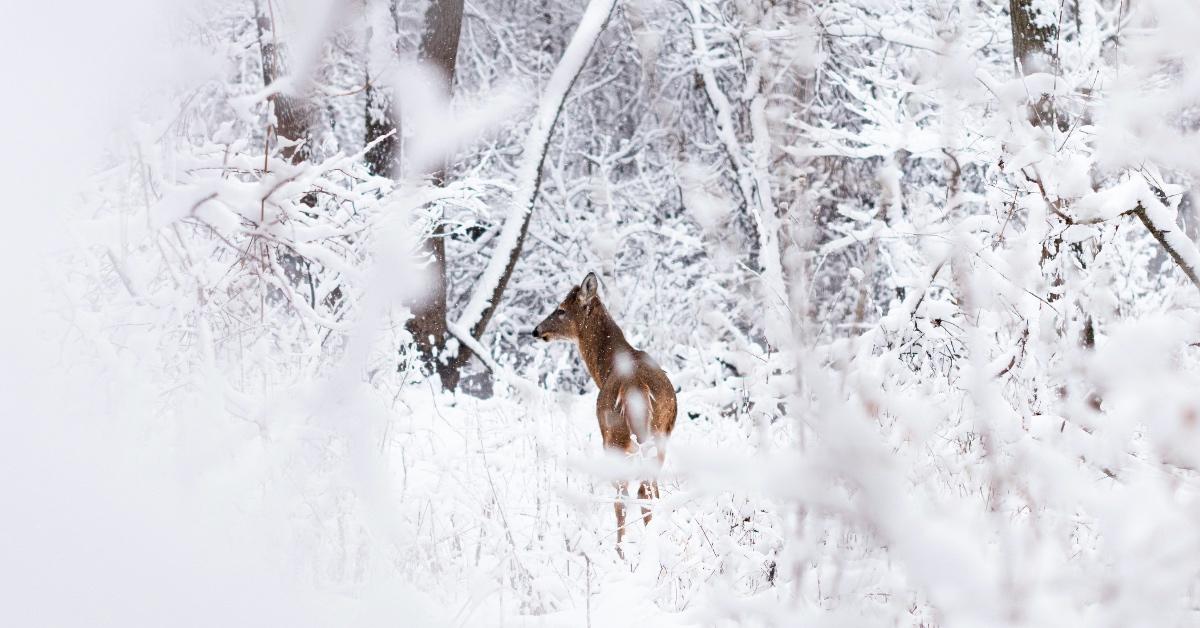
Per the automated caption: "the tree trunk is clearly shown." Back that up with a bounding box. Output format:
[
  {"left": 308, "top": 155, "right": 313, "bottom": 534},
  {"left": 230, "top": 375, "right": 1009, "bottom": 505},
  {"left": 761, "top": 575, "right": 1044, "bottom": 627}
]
[
  {"left": 253, "top": 0, "right": 317, "bottom": 302},
  {"left": 407, "top": 0, "right": 464, "bottom": 390},
  {"left": 1009, "top": 0, "right": 1061, "bottom": 128},
  {"left": 1009, "top": 0, "right": 1056, "bottom": 74},
  {"left": 364, "top": 1, "right": 400, "bottom": 178},
  {"left": 364, "top": 77, "right": 397, "bottom": 177},
  {"left": 254, "top": 0, "right": 312, "bottom": 164}
]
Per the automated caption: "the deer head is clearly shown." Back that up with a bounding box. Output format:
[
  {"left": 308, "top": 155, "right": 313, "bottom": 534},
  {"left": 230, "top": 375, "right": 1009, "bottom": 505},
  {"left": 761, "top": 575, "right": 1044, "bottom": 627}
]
[{"left": 531, "top": 272, "right": 600, "bottom": 343}]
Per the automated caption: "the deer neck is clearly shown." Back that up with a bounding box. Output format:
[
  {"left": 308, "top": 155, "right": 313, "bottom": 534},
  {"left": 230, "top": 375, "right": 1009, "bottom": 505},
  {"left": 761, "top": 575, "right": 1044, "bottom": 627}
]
[{"left": 575, "top": 303, "right": 632, "bottom": 388}]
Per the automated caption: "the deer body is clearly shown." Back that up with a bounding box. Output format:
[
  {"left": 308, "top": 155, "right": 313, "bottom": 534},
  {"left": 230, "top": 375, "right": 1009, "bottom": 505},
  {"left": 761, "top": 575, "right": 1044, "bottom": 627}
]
[{"left": 533, "top": 273, "right": 677, "bottom": 556}]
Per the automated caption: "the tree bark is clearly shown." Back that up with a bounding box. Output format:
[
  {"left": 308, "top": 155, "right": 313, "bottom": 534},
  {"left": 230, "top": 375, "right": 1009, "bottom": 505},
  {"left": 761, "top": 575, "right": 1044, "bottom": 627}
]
[
  {"left": 1132, "top": 199, "right": 1200, "bottom": 293},
  {"left": 1009, "top": 0, "right": 1061, "bottom": 128},
  {"left": 1009, "top": 0, "right": 1056, "bottom": 74},
  {"left": 254, "top": 0, "right": 312, "bottom": 165},
  {"left": 450, "top": 0, "right": 619, "bottom": 377},
  {"left": 406, "top": 0, "right": 464, "bottom": 390},
  {"left": 363, "top": 77, "right": 397, "bottom": 177},
  {"left": 253, "top": 0, "right": 317, "bottom": 301}
]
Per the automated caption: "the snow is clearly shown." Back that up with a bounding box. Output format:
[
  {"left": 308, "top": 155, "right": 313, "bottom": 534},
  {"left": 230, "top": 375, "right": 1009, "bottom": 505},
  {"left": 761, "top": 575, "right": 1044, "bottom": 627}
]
[
  {"left": 1073, "top": 176, "right": 1149, "bottom": 223},
  {"left": 13, "top": 0, "right": 1200, "bottom": 626}
]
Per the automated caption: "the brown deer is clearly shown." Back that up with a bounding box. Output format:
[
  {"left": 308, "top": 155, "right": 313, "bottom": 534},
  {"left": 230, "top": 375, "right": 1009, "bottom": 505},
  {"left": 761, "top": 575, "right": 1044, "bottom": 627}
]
[{"left": 532, "top": 272, "right": 677, "bottom": 557}]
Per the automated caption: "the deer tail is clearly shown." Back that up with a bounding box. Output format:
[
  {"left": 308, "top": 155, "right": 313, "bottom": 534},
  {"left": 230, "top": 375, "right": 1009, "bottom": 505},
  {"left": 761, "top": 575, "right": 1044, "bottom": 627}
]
[{"left": 617, "top": 383, "right": 655, "bottom": 449}]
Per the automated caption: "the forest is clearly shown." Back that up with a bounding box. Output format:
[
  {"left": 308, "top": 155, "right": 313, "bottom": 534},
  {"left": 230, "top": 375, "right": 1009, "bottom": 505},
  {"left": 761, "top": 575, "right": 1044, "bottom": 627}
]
[{"left": 5, "top": 0, "right": 1200, "bottom": 625}]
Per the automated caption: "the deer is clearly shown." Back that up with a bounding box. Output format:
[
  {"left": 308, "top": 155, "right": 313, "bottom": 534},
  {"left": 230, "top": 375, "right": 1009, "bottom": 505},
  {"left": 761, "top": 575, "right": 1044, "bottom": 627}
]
[{"left": 532, "top": 272, "right": 677, "bottom": 557}]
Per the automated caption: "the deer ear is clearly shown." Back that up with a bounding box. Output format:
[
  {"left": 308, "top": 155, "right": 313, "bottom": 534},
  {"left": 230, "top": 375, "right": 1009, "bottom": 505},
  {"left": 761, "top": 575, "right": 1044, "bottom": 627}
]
[{"left": 578, "top": 272, "right": 599, "bottom": 303}]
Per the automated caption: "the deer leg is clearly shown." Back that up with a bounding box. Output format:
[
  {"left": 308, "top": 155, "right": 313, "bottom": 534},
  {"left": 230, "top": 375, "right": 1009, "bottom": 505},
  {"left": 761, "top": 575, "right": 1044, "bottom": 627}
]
[
  {"left": 650, "top": 446, "right": 666, "bottom": 499},
  {"left": 613, "top": 480, "right": 628, "bottom": 559},
  {"left": 637, "top": 481, "right": 653, "bottom": 525}
]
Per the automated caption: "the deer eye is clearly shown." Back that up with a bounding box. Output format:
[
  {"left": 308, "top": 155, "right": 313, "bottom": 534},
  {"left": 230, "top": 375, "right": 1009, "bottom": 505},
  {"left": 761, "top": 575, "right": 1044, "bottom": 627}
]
[{"left": 555, "top": 308, "right": 565, "bottom": 316}]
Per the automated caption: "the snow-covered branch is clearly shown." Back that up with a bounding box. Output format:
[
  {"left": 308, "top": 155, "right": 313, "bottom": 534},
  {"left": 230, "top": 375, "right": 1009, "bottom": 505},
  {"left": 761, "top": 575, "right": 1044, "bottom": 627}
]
[{"left": 1133, "top": 196, "right": 1200, "bottom": 292}]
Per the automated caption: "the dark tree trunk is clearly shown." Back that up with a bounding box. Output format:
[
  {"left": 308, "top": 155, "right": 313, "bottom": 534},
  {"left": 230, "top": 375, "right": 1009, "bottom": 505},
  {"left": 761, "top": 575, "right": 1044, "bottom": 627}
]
[
  {"left": 408, "top": 230, "right": 453, "bottom": 389},
  {"left": 254, "top": 0, "right": 317, "bottom": 301},
  {"left": 364, "top": 77, "right": 397, "bottom": 177},
  {"left": 1009, "top": 0, "right": 1061, "bottom": 128},
  {"left": 393, "top": 0, "right": 464, "bottom": 390},
  {"left": 364, "top": 2, "right": 401, "bottom": 178},
  {"left": 254, "top": 0, "right": 312, "bottom": 164},
  {"left": 1009, "top": 0, "right": 1056, "bottom": 74},
  {"left": 419, "top": 0, "right": 464, "bottom": 82}
]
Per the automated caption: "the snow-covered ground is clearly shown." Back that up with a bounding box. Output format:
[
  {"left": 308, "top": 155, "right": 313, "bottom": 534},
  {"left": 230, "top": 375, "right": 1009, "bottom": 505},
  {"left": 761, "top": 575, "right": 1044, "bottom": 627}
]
[{"left": 10, "top": 0, "right": 1200, "bottom": 626}]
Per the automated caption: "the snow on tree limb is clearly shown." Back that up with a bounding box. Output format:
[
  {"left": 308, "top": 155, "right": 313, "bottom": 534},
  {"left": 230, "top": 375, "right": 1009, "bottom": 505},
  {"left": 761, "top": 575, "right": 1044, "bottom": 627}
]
[
  {"left": 453, "top": 0, "right": 618, "bottom": 340},
  {"left": 1075, "top": 177, "right": 1200, "bottom": 292},
  {"left": 1133, "top": 196, "right": 1200, "bottom": 293}
]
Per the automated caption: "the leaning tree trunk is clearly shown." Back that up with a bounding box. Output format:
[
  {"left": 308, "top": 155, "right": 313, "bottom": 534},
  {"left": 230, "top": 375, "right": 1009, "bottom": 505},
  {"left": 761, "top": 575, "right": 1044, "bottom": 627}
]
[
  {"left": 377, "top": 0, "right": 616, "bottom": 390},
  {"left": 449, "top": 0, "right": 619, "bottom": 372}
]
